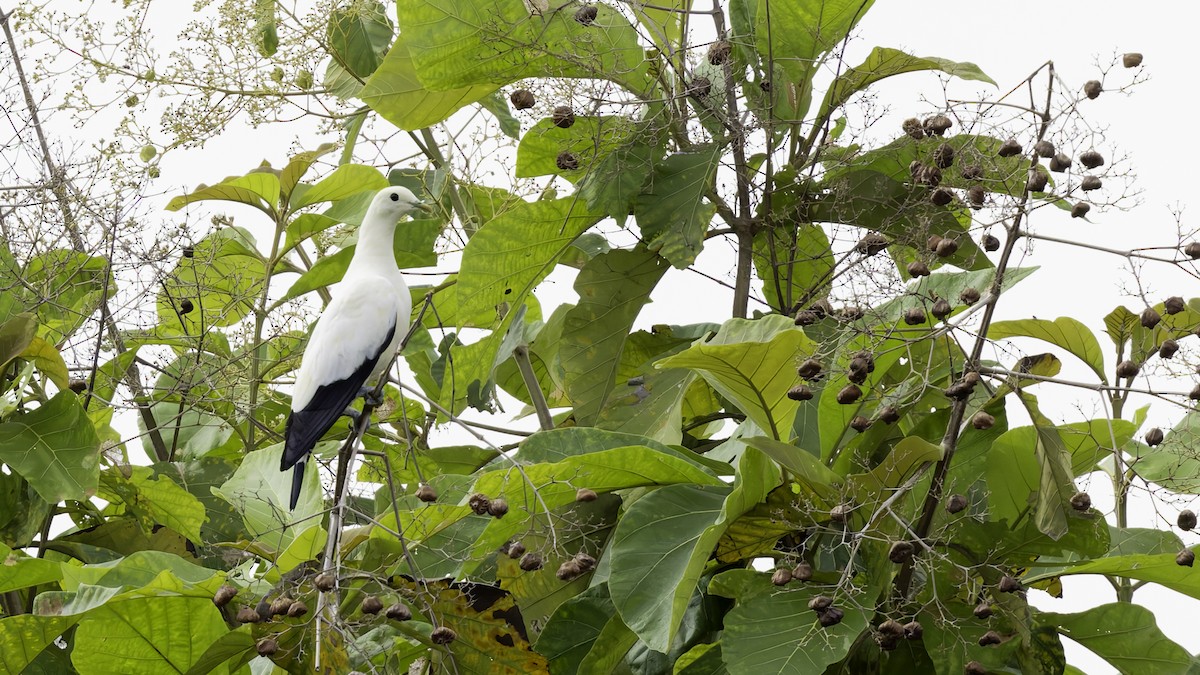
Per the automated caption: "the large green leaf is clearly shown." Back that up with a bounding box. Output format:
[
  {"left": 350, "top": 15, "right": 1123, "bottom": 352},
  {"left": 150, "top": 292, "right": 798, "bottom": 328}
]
[
  {"left": 166, "top": 172, "right": 280, "bottom": 215},
  {"left": 578, "top": 141, "right": 660, "bottom": 222},
  {"left": 1040, "top": 603, "right": 1196, "bottom": 675},
  {"left": 634, "top": 149, "right": 720, "bottom": 269},
  {"left": 742, "top": 436, "right": 839, "bottom": 500},
  {"left": 658, "top": 314, "right": 817, "bottom": 440},
  {"left": 515, "top": 425, "right": 721, "bottom": 475},
  {"left": 0, "top": 541, "right": 64, "bottom": 593},
  {"left": 0, "top": 615, "right": 78, "bottom": 675},
  {"left": 1131, "top": 410, "right": 1200, "bottom": 493},
  {"left": 535, "top": 583, "right": 616, "bottom": 674},
  {"left": 395, "top": 0, "right": 651, "bottom": 94},
  {"left": 22, "top": 250, "right": 113, "bottom": 344},
  {"left": 990, "top": 317, "right": 1108, "bottom": 383},
  {"left": 709, "top": 568, "right": 869, "bottom": 674},
  {"left": 752, "top": 223, "right": 834, "bottom": 313},
  {"left": 561, "top": 248, "right": 668, "bottom": 425},
  {"left": 0, "top": 312, "right": 36, "bottom": 371},
  {"left": 97, "top": 466, "right": 206, "bottom": 543},
  {"left": 72, "top": 596, "right": 230, "bottom": 675},
  {"left": 818, "top": 47, "right": 994, "bottom": 120},
  {"left": 328, "top": 0, "right": 392, "bottom": 79},
  {"left": 871, "top": 266, "right": 1038, "bottom": 324},
  {"left": 608, "top": 483, "right": 730, "bottom": 653},
  {"left": 293, "top": 164, "right": 388, "bottom": 209},
  {"left": 157, "top": 227, "right": 265, "bottom": 333},
  {"left": 0, "top": 392, "right": 100, "bottom": 503},
  {"left": 516, "top": 116, "right": 639, "bottom": 180},
  {"left": 1027, "top": 546, "right": 1200, "bottom": 601},
  {"left": 361, "top": 33, "right": 498, "bottom": 130}
]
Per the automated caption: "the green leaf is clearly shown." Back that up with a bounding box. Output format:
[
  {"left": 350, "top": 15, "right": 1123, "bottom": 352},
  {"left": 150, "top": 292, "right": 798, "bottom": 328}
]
[
  {"left": 1103, "top": 305, "right": 1137, "bottom": 351},
  {"left": 515, "top": 116, "right": 639, "bottom": 180},
  {"left": 328, "top": 0, "right": 393, "bottom": 79},
  {"left": 1040, "top": 603, "right": 1196, "bottom": 674},
  {"left": 0, "top": 392, "right": 100, "bottom": 503},
  {"left": 846, "top": 435, "right": 944, "bottom": 502},
  {"left": 818, "top": 47, "right": 994, "bottom": 120},
  {"left": 608, "top": 483, "right": 730, "bottom": 652},
  {"left": 0, "top": 541, "right": 64, "bottom": 593},
  {"left": 20, "top": 337, "right": 70, "bottom": 390},
  {"left": 0, "top": 312, "right": 36, "bottom": 371},
  {"left": 872, "top": 266, "right": 1038, "bottom": 324},
  {"left": 293, "top": 164, "right": 388, "bottom": 208},
  {"left": 165, "top": 175, "right": 278, "bottom": 215},
  {"left": 182, "top": 629, "right": 256, "bottom": 675},
  {"left": 1128, "top": 297, "right": 1200, "bottom": 363},
  {"left": 72, "top": 596, "right": 229, "bottom": 675},
  {"left": 742, "top": 436, "right": 839, "bottom": 500},
  {"left": 0, "top": 615, "right": 78, "bottom": 675},
  {"left": 577, "top": 141, "right": 659, "bottom": 223},
  {"left": 535, "top": 583, "right": 616, "bottom": 674},
  {"left": 674, "top": 642, "right": 728, "bottom": 675},
  {"left": 598, "top": 364, "right": 698, "bottom": 445},
  {"left": 1131, "top": 410, "right": 1200, "bottom": 492},
  {"left": 157, "top": 227, "right": 265, "bottom": 333},
  {"left": 479, "top": 92, "right": 521, "bottom": 140},
  {"left": 361, "top": 34, "right": 498, "bottom": 130},
  {"left": 396, "top": 0, "right": 651, "bottom": 94},
  {"left": 990, "top": 317, "right": 1107, "bottom": 383},
  {"left": 561, "top": 248, "right": 668, "bottom": 425},
  {"left": 254, "top": 0, "right": 278, "bottom": 56},
  {"left": 634, "top": 149, "right": 720, "bottom": 269},
  {"left": 279, "top": 143, "right": 338, "bottom": 204},
  {"left": 1028, "top": 546, "right": 1200, "bottom": 600},
  {"left": 657, "top": 315, "right": 817, "bottom": 440},
  {"left": 98, "top": 466, "right": 206, "bottom": 543},
  {"left": 753, "top": 224, "right": 834, "bottom": 313},
  {"left": 22, "top": 250, "right": 113, "bottom": 344}
]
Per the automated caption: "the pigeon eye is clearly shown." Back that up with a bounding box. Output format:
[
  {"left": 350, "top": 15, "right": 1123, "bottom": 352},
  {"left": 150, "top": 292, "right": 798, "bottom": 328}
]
[{"left": 390, "top": 193, "right": 399, "bottom": 202}]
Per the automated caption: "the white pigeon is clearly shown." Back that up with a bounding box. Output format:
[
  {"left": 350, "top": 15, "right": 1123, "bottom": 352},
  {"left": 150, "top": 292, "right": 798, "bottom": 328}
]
[{"left": 282, "top": 186, "right": 427, "bottom": 510}]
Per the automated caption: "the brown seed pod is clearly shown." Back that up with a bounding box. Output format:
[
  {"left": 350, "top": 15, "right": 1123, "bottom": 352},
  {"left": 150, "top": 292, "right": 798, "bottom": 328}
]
[
  {"left": 236, "top": 607, "right": 262, "bottom": 624},
  {"left": 978, "top": 630, "right": 1003, "bottom": 647},
  {"left": 552, "top": 106, "right": 575, "bottom": 129},
  {"left": 973, "top": 602, "right": 993, "bottom": 620},
  {"left": 998, "top": 575, "right": 1021, "bottom": 593},
  {"left": 934, "top": 236, "right": 958, "bottom": 259},
  {"left": 854, "top": 351, "right": 876, "bottom": 373},
  {"left": 1049, "top": 153, "right": 1072, "bottom": 172},
  {"left": 1145, "top": 427, "right": 1165, "bottom": 447},
  {"left": 1080, "top": 175, "right": 1102, "bottom": 191},
  {"left": 965, "top": 661, "right": 987, "bottom": 675},
  {"left": 1071, "top": 202, "right": 1091, "bottom": 218},
  {"left": 510, "top": 89, "right": 535, "bottom": 110},
  {"left": 771, "top": 568, "right": 793, "bottom": 586},
  {"left": 972, "top": 411, "right": 995, "bottom": 430},
  {"left": 574, "top": 552, "right": 597, "bottom": 571},
  {"left": 907, "top": 261, "right": 930, "bottom": 278},
  {"left": 879, "top": 405, "right": 901, "bottom": 424},
  {"left": 1192, "top": 384, "right": 1200, "bottom": 401},
  {"left": 903, "top": 620, "right": 924, "bottom": 640},
  {"left": 904, "top": 307, "right": 927, "bottom": 326},
  {"left": 931, "top": 298, "right": 952, "bottom": 320},
  {"left": 930, "top": 187, "right": 954, "bottom": 207},
  {"left": 287, "top": 600, "right": 309, "bottom": 618},
  {"left": 946, "top": 494, "right": 969, "bottom": 514},
  {"left": 519, "top": 552, "right": 544, "bottom": 571},
  {"left": 876, "top": 633, "right": 899, "bottom": 651},
  {"left": 386, "top": 602, "right": 412, "bottom": 621},
  {"left": 556, "top": 560, "right": 583, "bottom": 581},
  {"left": 910, "top": 160, "right": 925, "bottom": 181},
  {"left": 707, "top": 41, "right": 731, "bottom": 65},
  {"left": 556, "top": 151, "right": 579, "bottom": 171},
  {"left": 943, "top": 382, "right": 971, "bottom": 401},
  {"left": 1026, "top": 169, "right": 1048, "bottom": 193},
  {"left": 468, "top": 493, "right": 491, "bottom": 515},
  {"left": 415, "top": 483, "right": 437, "bottom": 502},
  {"left": 1123, "top": 53, "right": 1143, "bottom": 68},
  {"left": 808, "top": 595, "right": 833, "bottom": 611},
  {"left": 917, "top": 165, "right": 942, "bottom": 187},
  {"left": 829, "top": 503, "right": 851, "bottom": 523},
  {"left": 1033, "top": 140, "right": 1055, "bottom": 158},
  {"left": 575, "top": 488, "right": 598, "bottom": 502},
  {"left": 854, "top": 232, "right": 891, "bottom": 256},
  {"left": 1079, "top": 150, "right": 1105, "bottom": 169},
  {"left": 879, "top": 618, "right": 906, "bottom": 638},
  {"left": 313, "top": 572, "right": 335, "bottom": 592},
  {"left": 488, "top": 498, "right": 509, "bottom": 518},
  {"left": 787, "top": 384, "right": 814, "bottom": 401},
  {"left": 1165, "top": 296, "right": 1186, "bottom": 315},
  {"left": 902, "top": 117, "right": 925, "bottom": 140},
  {"left": 269, "top": 596, "right": 293, "bottom": 617},
  {"left": 792, "top": 562, "right": 813, "bottom": 581},
  {"left": 836, "top": 384, "right": 862, "bottom": 404},
  {"left": 257, "top": 638, "right": 278, "bottom": 657},
  {"left": 797, "top": 358, "right": 823, "bottom": 380},
  {"left": 1160, "top": 339, "right": 1180, "bottom": 359},
  {"left": 180, "top": 299, "right": 194, "bottom": 314},
  {"left": 840, "top": 306, "right": 864, "bottom": 321},
  {"left": 1083, "top": 80, "right": 1102, "bottom": 99},
  {"left": 1186, "top": 242, "right": 1200, "bottom": 259},
  {"left": 926, "top": 234, "right": 944, "bottom": 252},
  {"left": 850, "top": 415, "right": 871, "bottom": 432},
  {"left": 997, "top": 138, "right": 1022, "bottom": 157},
  {"left": 888, "top": 541, "right": 914, "bottom": 564},
  {"left": 960, "top": 287, "right": 981, "bottom": 305},
  {"left": 431, "top": 626, "right": 458, "bottom": 644},
  {"left": 847, "top": 362, "right": 870, "bottom": 385},
  {"left": 1141, "top": 307, "right": 1162, "bottom": 329},
  {"left": 1180, "top": 510, "right": 1198, "bottom": 531},
  {"left": 1178, "top": 549, "right": 1195, "bottom": 567},
  {"left": 361, "top": 596, "right": 384, "bottom": 615},
  {"left": 182, "top": 245, "right": 194, "bottom": 258},
  {"left": 213, "top": 584, "right": 237, "bottom": 608},
  {"left": 965, "top": 184, "right": 985, "bottom": 209},
  {"left": 933, "top": 143, "right": 955, "bottom": 169},
  {"left": 1115, "top": 360, "right": 1140, "bottom": 379},
  {"left": 68, "top": 379, "right": 88, "bottom": 394},
  {"left": 688, "top": 76, "right": 712, "bottom": 98},
  {"left": 982, "top": 234, "right": 1000, "bottom": 252},
  {"left": 923, "top": 114, "right": 952, "bottom": 136},
  {"left": 794, "top": 309, "right": 820, "bottom": 326},
  {"left": 960, "top": 164, "right": 983, "bottom": 181},
  {"left": 507, "top": 541, "right": 527, "bottom": 558},
  {"left": 1070, "top": 491, "right": 1092, "bottom": 512},
  {"left": 574, "top": 4, "right": 598, "bottom": 24},
  {"left": 818, "top": 606, "right": 845, "bottom": 627}
]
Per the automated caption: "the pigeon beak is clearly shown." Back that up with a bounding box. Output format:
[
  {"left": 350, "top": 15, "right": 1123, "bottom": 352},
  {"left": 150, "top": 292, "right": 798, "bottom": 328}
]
[{"left": 416, "top": 201, "right": 435, "bottom": 214}]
